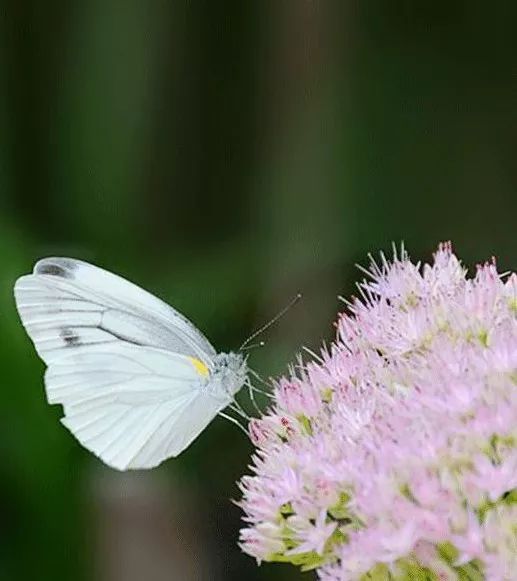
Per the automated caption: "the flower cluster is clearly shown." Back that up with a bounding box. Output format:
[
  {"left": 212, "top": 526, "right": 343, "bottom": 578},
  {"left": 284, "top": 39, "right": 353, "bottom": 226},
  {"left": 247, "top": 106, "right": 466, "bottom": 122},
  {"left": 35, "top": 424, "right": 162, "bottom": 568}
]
[{"left": 238, "top": 243, "right": 517, "bottom": 580}]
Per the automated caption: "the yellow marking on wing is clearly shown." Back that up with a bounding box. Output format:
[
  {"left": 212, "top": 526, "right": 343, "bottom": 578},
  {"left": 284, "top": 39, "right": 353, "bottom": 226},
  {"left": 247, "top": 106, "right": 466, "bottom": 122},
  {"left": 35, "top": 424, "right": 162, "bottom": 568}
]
[{"left": 188, "top": 357, "right": 210, "bottom": 377}]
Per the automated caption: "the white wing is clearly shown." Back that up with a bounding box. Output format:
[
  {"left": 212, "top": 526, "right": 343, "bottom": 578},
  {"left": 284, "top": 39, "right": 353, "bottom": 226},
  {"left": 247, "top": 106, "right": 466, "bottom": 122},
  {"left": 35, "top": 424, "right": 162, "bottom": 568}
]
[
  {"left": 46, "top": 343, "right": 231, "bottom": 470},
  {"left": 14, "top": 257, "right": 216, "bottom": 365},
  {"left": 13, "top": 257, "right": 225, "bottom": 470}
]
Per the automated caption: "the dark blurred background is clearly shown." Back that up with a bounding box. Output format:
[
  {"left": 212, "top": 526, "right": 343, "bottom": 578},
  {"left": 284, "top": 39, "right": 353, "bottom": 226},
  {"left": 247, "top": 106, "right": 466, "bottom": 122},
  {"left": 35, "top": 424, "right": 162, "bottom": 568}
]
[{"left": 1, "top": 2, "right": 516, "bottom": 580}]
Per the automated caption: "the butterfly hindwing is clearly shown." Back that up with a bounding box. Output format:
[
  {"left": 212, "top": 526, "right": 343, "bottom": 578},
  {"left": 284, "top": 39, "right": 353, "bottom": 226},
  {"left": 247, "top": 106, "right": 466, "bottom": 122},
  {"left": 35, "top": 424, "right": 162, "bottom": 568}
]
[{"left": 45, "top": 343, "right": 230, "bottom": 470}]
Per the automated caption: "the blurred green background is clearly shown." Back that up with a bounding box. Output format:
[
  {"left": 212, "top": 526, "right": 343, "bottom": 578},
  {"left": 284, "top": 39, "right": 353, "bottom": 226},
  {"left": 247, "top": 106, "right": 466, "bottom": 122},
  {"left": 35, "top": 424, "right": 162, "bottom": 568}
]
[{"left": 1, "top": 2, "right": 516, "bottom": 580}]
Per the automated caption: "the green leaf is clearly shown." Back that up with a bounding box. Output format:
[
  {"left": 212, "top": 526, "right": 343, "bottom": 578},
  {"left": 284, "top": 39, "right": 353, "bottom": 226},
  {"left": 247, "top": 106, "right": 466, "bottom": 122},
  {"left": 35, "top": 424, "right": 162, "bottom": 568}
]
[
  {"left": 266, "top": 550, "right": 325, "bottom": 571},
  {"left": 437, "top": 541, "right": 459, "bottom": 565},
  {"left": 297, "top": 414, "right": 313, "bottom": 436},
  {"left": 328, "top": 491, "right": 351, "bottom": 520}
]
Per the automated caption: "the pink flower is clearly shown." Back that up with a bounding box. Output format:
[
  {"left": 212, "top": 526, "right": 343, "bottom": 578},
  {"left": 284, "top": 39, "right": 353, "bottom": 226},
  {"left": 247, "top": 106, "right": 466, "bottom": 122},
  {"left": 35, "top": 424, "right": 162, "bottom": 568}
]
[
  {"left": 286, "top": 510, "right": 337, "bottom": 556},
  {"left": 467, "top": 452, "right": 517, "bottom": 503},
  {"left": 275, "top": 376, "right": 322, "bottom": 417},
  {"left": 239, "top": 522, "right": 284, "bottom": 561},
  {"left": 451, "top": 510, "right": 485, "bottom": 565},
  {"left": 238, "top": 243, "right": 517, "bottom": 579}
]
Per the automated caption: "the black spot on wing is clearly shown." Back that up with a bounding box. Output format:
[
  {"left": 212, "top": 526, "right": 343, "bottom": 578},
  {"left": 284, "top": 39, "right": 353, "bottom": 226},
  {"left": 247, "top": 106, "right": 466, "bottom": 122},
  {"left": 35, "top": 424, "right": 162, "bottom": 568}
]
[
  {"left": 36, "top": 259, "right": 77, "bottom": 278},
  {"left": 58, "top": 321, "right": 145, "bottom": 350},
  {"left": 60, "top": 328, "right": 80, "bottom": 346},
  {"left": 38, "top": 264, "right": 68, "bottom": 277}
]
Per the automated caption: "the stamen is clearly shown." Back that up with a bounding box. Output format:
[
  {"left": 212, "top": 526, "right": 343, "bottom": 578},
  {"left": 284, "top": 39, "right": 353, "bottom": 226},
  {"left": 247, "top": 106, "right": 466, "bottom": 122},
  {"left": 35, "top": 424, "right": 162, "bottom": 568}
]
[{"left": 302, "top": 345, "right": 324, "bottom": 363}]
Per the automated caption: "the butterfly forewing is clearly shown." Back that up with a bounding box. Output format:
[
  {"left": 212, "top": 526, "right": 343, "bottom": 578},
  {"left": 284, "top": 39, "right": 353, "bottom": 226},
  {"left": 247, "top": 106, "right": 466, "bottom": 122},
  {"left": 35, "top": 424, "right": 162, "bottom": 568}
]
[{"left": 15, "top": 257, "right": 216, "bottom": 363}]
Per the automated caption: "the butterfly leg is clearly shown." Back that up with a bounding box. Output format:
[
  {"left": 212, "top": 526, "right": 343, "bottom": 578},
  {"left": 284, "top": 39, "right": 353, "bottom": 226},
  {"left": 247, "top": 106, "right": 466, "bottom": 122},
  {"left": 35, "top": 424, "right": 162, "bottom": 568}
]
[{"left": 218, "top": 411, "right": 249, "bottom": 436}]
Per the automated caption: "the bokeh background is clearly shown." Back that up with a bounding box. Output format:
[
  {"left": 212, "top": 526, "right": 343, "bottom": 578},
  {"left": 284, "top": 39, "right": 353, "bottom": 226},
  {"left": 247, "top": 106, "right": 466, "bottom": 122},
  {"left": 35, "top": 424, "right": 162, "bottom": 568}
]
[{"left": 1, "top": 3, "right": 516, "bottom": 580}]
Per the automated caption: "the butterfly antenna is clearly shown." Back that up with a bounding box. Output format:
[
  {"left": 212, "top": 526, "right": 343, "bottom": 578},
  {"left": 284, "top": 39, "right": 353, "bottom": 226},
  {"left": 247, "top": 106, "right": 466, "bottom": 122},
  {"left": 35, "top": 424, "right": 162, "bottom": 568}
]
[
  {"left": 239, "top": 293, "right": 302, "bottom": 351},
  {"left": 241, "top": 340, "right": 266, "bottom": 352}
]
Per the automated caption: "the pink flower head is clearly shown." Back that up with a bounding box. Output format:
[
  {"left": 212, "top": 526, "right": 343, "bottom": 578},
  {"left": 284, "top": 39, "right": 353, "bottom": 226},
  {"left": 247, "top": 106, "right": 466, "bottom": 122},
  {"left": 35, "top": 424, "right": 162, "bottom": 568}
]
[{"left": 238, "top": 243, "right": 517, "bottom": 579}]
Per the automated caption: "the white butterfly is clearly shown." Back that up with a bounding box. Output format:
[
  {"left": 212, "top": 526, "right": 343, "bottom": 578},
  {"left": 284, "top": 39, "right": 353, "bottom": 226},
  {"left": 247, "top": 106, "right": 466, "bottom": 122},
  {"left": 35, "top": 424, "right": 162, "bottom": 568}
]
[{"left": 14, "top": 257, "right": 249, "bottom": 471}]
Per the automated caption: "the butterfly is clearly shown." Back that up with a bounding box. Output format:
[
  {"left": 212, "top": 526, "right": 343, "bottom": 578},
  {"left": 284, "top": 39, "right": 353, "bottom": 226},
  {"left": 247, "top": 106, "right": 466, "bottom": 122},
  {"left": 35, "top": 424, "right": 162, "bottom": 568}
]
[{"left": 14, "top": 257, "right": 250, "bottom": 471}]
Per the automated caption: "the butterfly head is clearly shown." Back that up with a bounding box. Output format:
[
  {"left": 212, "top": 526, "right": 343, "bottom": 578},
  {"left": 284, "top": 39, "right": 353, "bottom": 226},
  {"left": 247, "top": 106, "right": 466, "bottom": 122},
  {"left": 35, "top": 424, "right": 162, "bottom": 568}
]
[{"left": 211, "top": 352, "right": 248, "bottom": 398}]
